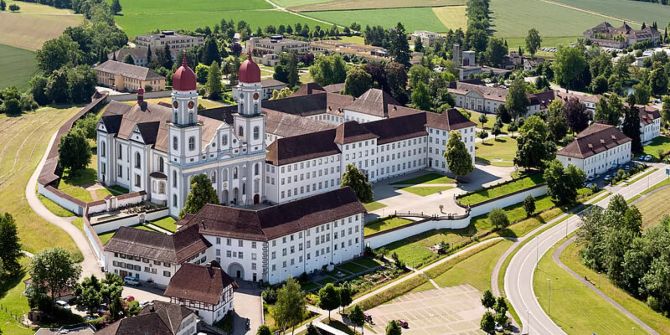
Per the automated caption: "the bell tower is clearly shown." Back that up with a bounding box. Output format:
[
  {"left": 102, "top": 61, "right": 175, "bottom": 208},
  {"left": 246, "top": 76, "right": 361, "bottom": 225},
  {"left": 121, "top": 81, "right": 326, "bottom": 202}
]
[
  {"left": 234, "top": 52, "right": 265, "bottom": 154},
  {"left": 168, "top": 52, "right": 201, "bottom": 165}
]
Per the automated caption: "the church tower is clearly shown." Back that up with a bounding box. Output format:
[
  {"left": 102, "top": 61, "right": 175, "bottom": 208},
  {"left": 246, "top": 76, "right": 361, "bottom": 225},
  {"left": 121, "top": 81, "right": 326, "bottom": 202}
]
[
  {"left": 234, "top": 52, "right": 265, "bottom": 154},
  {"left": 168, "top": 52, "right": 201, "bottom": 165}
]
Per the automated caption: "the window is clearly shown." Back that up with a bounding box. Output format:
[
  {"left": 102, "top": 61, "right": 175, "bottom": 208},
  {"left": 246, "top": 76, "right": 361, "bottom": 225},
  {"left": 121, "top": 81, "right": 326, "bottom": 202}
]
[
  {"left": 135, "top": 152, "right": 141, "bottom": 168},
  {"left": 238, "top": 126, "right": 244, "bottom": 137},
  {"left": 101, "top": 142, "right": 106, "bottom": 157},
  {"left": 222, "top": 134, "right": 228, "bottom": 146},
  {"left": 254, "top": 164, "right": 259, "bottom": 176},
  {"left": 253, "top": 126, "right": 260, "bottom": 140},
  {"left": 173, "top": 136, "right": 178, "bottom": 150},
  {"left": 172, "top": 171, "right": 177, "bottom": 187},
  {"left": 188, "top": 137, "right": 195, "bottom": 151},
  {"left": 233, "top": 167, "right": 238, "bottom": 179},
  {"left": 172, "top": 195, "right": 177, "bottom": 207},
  {"left": 159, "top": 157, "right": 164, "bottom": 173},
  {"left": 189, "top": 112, "right": 194, "bottom": 124},
  {"left": 134, "top": 174, "right": 141, "bottom": 187}
]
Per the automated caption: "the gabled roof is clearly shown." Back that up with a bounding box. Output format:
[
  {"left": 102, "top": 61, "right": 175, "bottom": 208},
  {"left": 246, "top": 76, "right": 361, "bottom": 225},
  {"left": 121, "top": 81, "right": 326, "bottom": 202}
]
[
  {"left": 264, "top": 109, "right": 335, "bottom": 138},
  {"left": 266, "top": 129, "right": 339, "bottom": 165},
  {"left": 292, "top": 82, "right": 326, "bottom": 96},
  {"left": 557, "top": 123, "right": 631, "bottom": 159},
  {"left": 639, "top": 105, "right": 661, "bottom": 126},
  {"left": 344, "top": 88, "right": 399, "bottom": 117},
  {"left": 94, "top": 60, "right": 164, "bottom": 81},
  {"left": 263, "top": 92, "right": 353, "bottom": 117},
  {"left": 363, "top": 113, "right": 427, "bottom": 145},
  {"left": 261, "top": 78, "right": 288, "bottom": 88},
  {"left": 104, "top": 224, "right": 210, "bottom": 264},
  {"left": 335, "top": 121, "right": 377, "bottom": 144},
  {"left": 181, "top": 188, "right": 365, "bottom": 240},
  {"left": 95, "top": 301, "right": 193, "bottom": 335},
  {"left": 164, "top": 263, "right": 238, "bottom": 305}
]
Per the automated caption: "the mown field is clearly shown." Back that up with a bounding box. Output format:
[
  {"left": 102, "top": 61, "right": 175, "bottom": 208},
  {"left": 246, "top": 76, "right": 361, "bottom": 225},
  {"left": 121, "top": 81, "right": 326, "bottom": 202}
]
[
  {"left": 287, "top": 0, "right": 466, "bottom": 11},
  {"left": 432, "top": 6, "right": 467, "bottom": 31},
  {"left": 0, "top": 0, "right": 83, "bottom": 51},
  {"left": 552, "top": 0, "right": 670, "bottom": 27},
  {"left": 114, "top": 0, "right": 325, "bottom": 38},
  {"left": 306, "top": 7, "right": 449, "bottom": 32},
  {"left": 0, "top": 44, "right": 36, "bottom": 90}
]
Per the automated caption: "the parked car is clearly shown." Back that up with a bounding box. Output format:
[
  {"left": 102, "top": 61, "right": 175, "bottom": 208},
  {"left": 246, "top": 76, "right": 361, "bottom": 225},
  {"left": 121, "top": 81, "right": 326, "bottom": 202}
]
[
  {"left": 55, "top": 300, "right": 70, "bottom": 309},
  {"left": 123, "top": 276, "right": 140, "bottom": 286}
]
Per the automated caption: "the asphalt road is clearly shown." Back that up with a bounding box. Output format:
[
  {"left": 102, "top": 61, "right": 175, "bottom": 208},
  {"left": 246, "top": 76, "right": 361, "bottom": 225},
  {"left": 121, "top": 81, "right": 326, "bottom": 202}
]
[{"left": 504, "top": 165, "right": 669, "bottom": 335}]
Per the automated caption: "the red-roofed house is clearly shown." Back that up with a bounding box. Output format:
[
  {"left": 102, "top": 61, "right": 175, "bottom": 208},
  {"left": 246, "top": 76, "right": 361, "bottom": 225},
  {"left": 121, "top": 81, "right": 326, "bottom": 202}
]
[{"left": 557, "top": 123, "right": 632, "bottom": 178}]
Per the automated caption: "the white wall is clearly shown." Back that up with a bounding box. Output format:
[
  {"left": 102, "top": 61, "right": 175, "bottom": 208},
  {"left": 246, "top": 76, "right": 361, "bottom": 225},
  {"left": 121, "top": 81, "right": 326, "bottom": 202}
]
[
  {"left": 92, "top": 209, "right": 170, "bottom": 234},
  {"left": 39, "top": 185, "right": 84, "bottom": 215},
  {"left": 468, "top": 185, "right": 547, "bottom": 218},
  {"left": 366, "top": 216, "right": 469, "bottom": 249}
]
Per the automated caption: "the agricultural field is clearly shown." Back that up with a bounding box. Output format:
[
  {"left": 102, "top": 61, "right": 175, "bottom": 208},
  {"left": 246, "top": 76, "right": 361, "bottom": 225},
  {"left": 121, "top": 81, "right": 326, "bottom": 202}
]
[
  {"left": 551, "top": 0, "right": 670, "bottom": 27},
  {"left": 634, "top": 185, "right": 670, "bottom": 229},
  {"left": 0, "top": 44, "right": 36, "bottom": 90},
  {"left": 432, "top": 6, "right": 467, "bottom": 31},
  {"left": 114, "top": 0, "right": 325, "bottom": 39},
  {"left": 0, "top": 0, "right": 83, "bottom": 51},
  {"left": 286, "top": 0, "right": 466, "bottom": 11},
  {"left": 305, "top": 7, "right": 450, "bottom": 32}
]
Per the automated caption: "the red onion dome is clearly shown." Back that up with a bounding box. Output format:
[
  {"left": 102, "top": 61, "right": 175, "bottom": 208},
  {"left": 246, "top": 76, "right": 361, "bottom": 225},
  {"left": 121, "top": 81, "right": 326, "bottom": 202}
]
[
  {"left": 239, "top": 54, "right": 261, "bottom": 84},
  {"left": 172, "top": 51, "right": 197, "bottom": 91}
]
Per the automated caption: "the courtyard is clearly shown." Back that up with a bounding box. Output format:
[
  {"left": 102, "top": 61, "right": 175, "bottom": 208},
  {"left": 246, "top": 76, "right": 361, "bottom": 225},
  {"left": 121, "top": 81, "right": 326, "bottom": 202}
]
[{"left": 365, "top": 285, "right": 485, "bottom": 335}]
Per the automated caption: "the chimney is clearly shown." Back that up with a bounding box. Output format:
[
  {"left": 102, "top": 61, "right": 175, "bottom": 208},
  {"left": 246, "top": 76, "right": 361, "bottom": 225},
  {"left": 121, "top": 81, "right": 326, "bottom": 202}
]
[{"left": 137, "top": 88, "right": 145, "bottom": 104}]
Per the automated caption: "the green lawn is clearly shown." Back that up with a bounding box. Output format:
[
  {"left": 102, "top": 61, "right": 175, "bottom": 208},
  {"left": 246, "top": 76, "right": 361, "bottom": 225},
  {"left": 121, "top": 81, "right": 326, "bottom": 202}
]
[
  {"left": 475, "top": 137, "right": 517, "bottom": 167},
  {"left": 467, "top": 111, "right": 505, "bottom": 131},
  {"left": 305, "top": 7, "right": 449, "bottom": 32},
  {"left": 150, "top": 216, "right": 177, "bottom": 233},
  {"left": 380, "top": 227, "right": 474, "bottom": 268},
  {"left": 0, "top": 258, "right": 35, "bottom": 335},
  {"left": 560, "top": 241, "right": 670, "bottom": 334},
  {"left": 457, "top": 174, "right": 545, "bottom": 206},
  {"left": 364, "top": 217, "right": 414, "bottom": 236},
  {"left": 390, "top": 173, "right": 455, "bottom": 185},
  {"left": 37, "top": 194, "right": 75, "bottom": 217},
  {"left": 430, "top": 240, "right": 512, "bottom": 291},
  {"left": 471, "top": 195, "right": 556, "bottom": 231},
  {"left": 57, "top": 155, "right": 116, "bottom": 202},
  {"left": 0, "top": 44, "right": 36, "bottom": 90},
  {"left": 115, "top": 0, "right": 324, "bottom": 38},
  {"left": 396, "top": 185, "right": 454, "bottom": 196},
  {"left": 643, "top": 136, "right": 670, "bottom": 160},
  {"left": 535, "top": 241, "right": 641, "bottom": 335},
  {"left": 363, "top": 201, "right": 386, "bottom": 212},
  {"left": 97, "top": 224, "right": 160, "bottom": 245}
]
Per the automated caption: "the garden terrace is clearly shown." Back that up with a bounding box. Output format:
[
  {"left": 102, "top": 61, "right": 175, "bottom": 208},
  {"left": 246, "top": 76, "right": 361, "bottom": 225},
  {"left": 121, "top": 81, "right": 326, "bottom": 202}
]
[{"left": 456, "top": 173, "right": 545, "bottom": 207}]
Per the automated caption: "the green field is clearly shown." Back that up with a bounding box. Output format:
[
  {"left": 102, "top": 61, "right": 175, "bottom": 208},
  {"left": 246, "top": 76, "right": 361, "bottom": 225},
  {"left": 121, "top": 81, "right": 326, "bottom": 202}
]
[
  {"left": 391, "top": 173, "right": 455, "bottom": 185},
  {"left": 114, "top": 0, "right": 325, "bottom": 38},
  {"left": 289, "top": 0, "right": 466, "bottom": 11},
  {"left": 305, "top": 7, "right": 449, "bottom": 32},
  {"left": 643, "top": 136, "right": 670, "bottom": 160},
  {"left": 475, "top": 137, "right": 517, "bottom": 167},
  {"left": 552, "top": 0, "right": 670, "bottom": 27},
  {"left": 635, "top": 185, "right": 670, "bottom": 229},
  {"left": 535, "top": 241, "right": 642, "bottom": 334},
  {"left": 0, "top": 44, "right": 36, "bottom": 90},
  {"left": 396, "top": 185, "right": 454, "bottom": 196},
  {"left": 150, "top": 216, "right": 177, "bottom": 233}
]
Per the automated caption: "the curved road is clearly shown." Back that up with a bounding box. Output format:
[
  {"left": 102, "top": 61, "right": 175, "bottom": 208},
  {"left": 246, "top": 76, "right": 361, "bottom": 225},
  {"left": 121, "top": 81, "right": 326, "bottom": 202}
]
[
  {"left": 504, "top": 166, "right": 668, "bottom": 335},
  {"left": 25, "top": 132, "right": 103, "bottom": 278}
]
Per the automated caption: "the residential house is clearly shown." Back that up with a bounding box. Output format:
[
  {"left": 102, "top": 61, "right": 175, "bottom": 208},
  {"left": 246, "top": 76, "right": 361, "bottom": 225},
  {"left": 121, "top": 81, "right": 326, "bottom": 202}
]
[
  {"left": 639, "top": 105, "right": 662, "bottom": 143},
  {"left": 95, "top": 301, "right": 199, "bottom": 335},
  {"left": 94, "top": 60, "right": 165, "bottom": 92},
  {"left": 557, "top": 123, "right": 632, "bottom": 178},
  {"left": 584, "top": 22, "right": 660, "bottom": 49}
]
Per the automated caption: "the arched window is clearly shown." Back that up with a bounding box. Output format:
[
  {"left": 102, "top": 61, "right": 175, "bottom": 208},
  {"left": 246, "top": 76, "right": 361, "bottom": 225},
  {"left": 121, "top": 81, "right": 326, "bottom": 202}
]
[
  {"left": 233, "top": 167, "right": 238, "bottom": 179},
  {"left": 188, "top": 137, "right": 195, "bottom": 151},
  {"left": 135, "top": 152, "right": 141, "bottom": 168},
  {"left": 238, "top": 126, "right": 244, "bottom": 137},
  {"left": 211, "top": 171, "right": 217, "bottom": 183},
  {"left": 254, "top": 163, "right": 259, "bottom": 176},
  {"left": 222, "top": 168, "right": 228, "bottom": 182},
  {"left": 159, "top": 157, "right": 164, "bottom": 173},
  {"left": 189, "top": 112, "right": 194, "bottom": 124},
  {"left": 253, "top": 126, "right": 260, "bottom": 140},
  {"left": 172, "top": 170, "right": 177, "bottom": 187},
  {"left": 222, "top": 134, "right": 228, "bottom": 146},
  {"left": 172, "top": 194, "right": 177, "bottom": 207},
  {"left": 173, "top": 136, "right": 178, "bottom": 150}
]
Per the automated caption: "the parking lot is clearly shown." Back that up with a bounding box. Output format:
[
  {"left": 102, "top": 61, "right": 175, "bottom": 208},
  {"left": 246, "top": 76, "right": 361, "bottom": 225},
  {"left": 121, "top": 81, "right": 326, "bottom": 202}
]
[{"left": 365, "top": 285, "right": 485, "bottom": 335}]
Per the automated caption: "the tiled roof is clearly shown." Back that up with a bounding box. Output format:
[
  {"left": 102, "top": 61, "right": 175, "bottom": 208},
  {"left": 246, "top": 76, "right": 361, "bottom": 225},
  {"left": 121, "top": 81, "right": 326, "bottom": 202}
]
[
  {"left": 181, "top": 188, "right": 365, "bottom": 240},
  {"left": 266, "top": 129, "right": 339, "bottom": 165},
  {"left": 95, "top": 301, "right": 193, "bottom": 335},
  {"left": 344, "top": 88, "right": 399, "bottom": 117},
  {"left": 164, "top": 263, "right": 238, "bottom": 305},
  {"left": 449, "top": 82, "right": 508, "bottom": 102},
  {"left": 104, "top": 224, "right": 210, "bottom": 264},
  {"left": 335, "top": 121, "right": 378, "bottom": 144},
  {"left": 292, "top": 83, "right": 326, "bottom": 96},
  {"left": 557, "top": 123, "right": 631, "bottom": 159},
  {"left": 639, "top": 105, "right": 661, "bottom": 126},
  {"left": 263, "top": 91, "right": 353, "bottom": 117},
  {"left": 94, "top": 60, "right": 164, "bottom": 81},
  {"left": 264, "top": 109, "right": 335, "bottom": 138},
  {"left": 261, "top": 78, "right": 287, "bottom": 88}
]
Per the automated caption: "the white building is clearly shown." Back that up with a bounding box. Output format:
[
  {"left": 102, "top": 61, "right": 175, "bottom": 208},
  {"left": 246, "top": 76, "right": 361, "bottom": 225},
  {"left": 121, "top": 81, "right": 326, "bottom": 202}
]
[
  {"left": 410, "top": 30, "right": 444, "bottom": 48},
  {"left": 639, "top": 106, "right": 662, "bottom": 144},
  {"left": 97, "top": 54, "right": 267, "bottom": 216},
  {"left": 135, "top": 31, "right": 204, "bottom": 59},
  {"left": 164, "top": 262, "right": 237, "bottom": 325},
  {"left": 449, "top": 81, "right": 555, "bottom": 114},
  {"left": 248, "top": 36, "right": 310, "bottom": 56},
  {"left": 557, "top": 123, "right": 632, "bottom": 178}
]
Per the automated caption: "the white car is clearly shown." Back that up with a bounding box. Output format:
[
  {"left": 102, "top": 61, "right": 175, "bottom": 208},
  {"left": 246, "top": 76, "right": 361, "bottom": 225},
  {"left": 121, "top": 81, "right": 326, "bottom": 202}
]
[
  {"left": 123, "top": 276, "right": 140, "bottom": 286},
  {"left": 55, "top": 300, "right": 70, "bottom": 309}
]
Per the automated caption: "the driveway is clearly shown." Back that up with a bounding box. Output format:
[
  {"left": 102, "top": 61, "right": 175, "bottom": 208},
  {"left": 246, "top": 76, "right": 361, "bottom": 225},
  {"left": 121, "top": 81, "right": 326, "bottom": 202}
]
[{"left": 232, "top": 285, "right": 262, "bottom": 335}]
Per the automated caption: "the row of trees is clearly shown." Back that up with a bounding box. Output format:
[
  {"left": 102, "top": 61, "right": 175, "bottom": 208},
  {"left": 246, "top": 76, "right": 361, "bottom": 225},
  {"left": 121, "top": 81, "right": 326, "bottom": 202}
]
[{"left": 361, "top": 23, "right": 411, "bottom": 66}]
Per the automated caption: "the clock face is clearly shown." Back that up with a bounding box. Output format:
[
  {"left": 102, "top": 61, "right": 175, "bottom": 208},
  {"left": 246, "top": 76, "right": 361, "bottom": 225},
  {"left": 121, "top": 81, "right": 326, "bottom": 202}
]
[
  {"left": 253, "top": 92, "right": 260, "bottom": 100},
  {"left": 188, "top": 101, "right": 195, "bottom": 109},
  {"left": 172, "top": 101, "right": 179, "bottom": 108}
]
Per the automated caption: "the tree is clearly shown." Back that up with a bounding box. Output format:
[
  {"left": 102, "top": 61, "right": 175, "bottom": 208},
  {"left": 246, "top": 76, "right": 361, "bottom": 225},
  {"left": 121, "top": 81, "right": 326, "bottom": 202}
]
[
  {"left": 59, "top": 128, "right": 91, "bottom": 172},
  {"left": 595, "top": 94, "right": 624, "bottom": 126},
  {"left": 341, "top": 164, "right": 373, "bottom": 203},
  {"left": 207, "top": 62, "right": 222, "bottom": 100},
  {"left": 480, "top": 311, "right": 496, "bottom": 335},
  {"left": 407, "top": 64, "right": 431, "bottom": 90},
  {"left": 256, "top": 325, "right": 272, "bottom": 335},
  {"left": 36, "top": 35, "right": 80, "bottom": 74},
  {"left": 201, "top": 37, "right": 221, "bottom": 66},
  {"left": 309, "top": 55, "right": 347, "bottom": 86},
  {"left": 8, "top": 3, "right": 18, "bottom": 11},
  {"left": 287, "top": 53, "right": 299, "bottom": 87},
  {"left": 344, "top": 67, "right": 373, "bottom": 97},
  {"left": 525, "top": 28, "right": 542, "bottom": 58},
  {"left": 485, "top": 37, "right": 508, "bottom": 67},
  {"left": 546, "top": 99, "right": 568, "bottom": 142},
  {"left": 318, "top": 283, "right": 340, "bottom": 320},
  {"left": 492, "top": 121, "right": 502, "bottom": 139},
  {"left": 523, "top": 195, "right": 536, "bottom": 217},
  {"left": 649, "top": 68, "right": 668, "bottom": 96},
  {"left": 563, "top": 97, "right": 590, "bottom": 133},
  {"left": 514, "top": 115, "right": 556, "bottom": 170},
  {"left": 77, "top": 275, "right": 103, "bottom": 315},
  {"left": 349, "top": 305, "right": 365, "bottom": 334},
  {"left": 0, "top": 213, "right": 21, "bottom": 275},
  {"left": 478, "top": 113, "right": 488, "bottom": 128},
  {"left": 489, "top": 208, "right": 510, "bottom": 230},
  {"left": 29, "top": 75, "right": 50, "bottom": 106},
  {"left": 66, "top": 65, "right": 97, "bottom": 104},
  {"left": 0, "top": 0, "right": 6, "bottom": 11},
  {"left": 30, "top": 248, "right": 81, "bottom": 304},
  {"left": 413, "top": 38, "right": 424, "bottom": 52},
  {"left": 444, "top": 131, "right": 474, "bottom": 179},
  {"left": 272, "top": 278, "right": 306, "bottom": 334},
  {"left": 271, "top": 87, "right": 293, "bottom": 100},
  {"left": 505, "top": 77, "right": 529, "bottom": 119},
  {"left": 553, "top": 45, "right": 588, "bottom": 90},
  {"left": 389, "top": 22, "right": 410, "bottom": 66},
  {"left": 110, "top": 0, "right": 122, "bottom": 15},
  {"left": 481, "top": 290, "right": 496, "bottom": 309},
  {"left": 195, "top": 64, "right": 209, "bottom": 84},
  {"left": 339, "top": 283, "right": 352, "bottom": 313},
  {"left": 386, "top": 320, "right": 402, "bottom": 335},
  {"left": 622, "top": 104, "right": 642, "bottom": 154},
  {"left": 181, "top": 174, "right": 219, "bottom": 217},
  {"left": 384, "top": 62, "right": 408, "bottom": 104},
  {"left": 662, "top": 95, "right": 670, "bottom": 127},
  {"left": 544, "top": 160, "right": 585, "bottom": 205},
  {"left": 496, "top": 104, "right": 511, "bottom": 124},
  {"left": 591, "top": 75, "right": 609, "bottom": 94},
  {"left": 633, "top": 82, "right": 651, "bottom": 105},
  {"left": 411, "top": 82, "right": 431, "bottom": 111}
]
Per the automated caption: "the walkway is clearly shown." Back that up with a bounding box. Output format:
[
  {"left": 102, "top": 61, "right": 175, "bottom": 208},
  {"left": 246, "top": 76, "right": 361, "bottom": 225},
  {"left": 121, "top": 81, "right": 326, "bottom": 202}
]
[
  {"left": 553, "top": 237, "right": 658, "bottom": 335},
  {"left": 25, "top": 132, "right": 103, "bottom": 278}
]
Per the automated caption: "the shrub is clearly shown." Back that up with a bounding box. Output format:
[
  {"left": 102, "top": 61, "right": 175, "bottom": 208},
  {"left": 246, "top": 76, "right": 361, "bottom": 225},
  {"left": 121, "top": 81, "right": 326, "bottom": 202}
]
[
  {"left": 261, "top": 287, "right": 277, "bottom": 304},
  {"left": 489, "top": 208, "right": 510, "bottom": 230}
]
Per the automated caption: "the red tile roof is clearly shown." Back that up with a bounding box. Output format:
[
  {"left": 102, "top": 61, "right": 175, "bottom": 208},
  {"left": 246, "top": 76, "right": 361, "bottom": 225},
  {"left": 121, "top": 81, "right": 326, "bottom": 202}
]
[
  {"left": 558, "top": 123, "right": 631, "bottom": 159},
  {"left": 164, "top": 263, "right": 237, "bottom": 305}
]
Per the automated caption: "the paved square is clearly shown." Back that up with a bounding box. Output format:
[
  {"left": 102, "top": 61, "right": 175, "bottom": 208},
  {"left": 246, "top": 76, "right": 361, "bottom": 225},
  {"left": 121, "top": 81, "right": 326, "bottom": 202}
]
[{"left": 366, "top": 284, "right": 485, "bottom": 335}]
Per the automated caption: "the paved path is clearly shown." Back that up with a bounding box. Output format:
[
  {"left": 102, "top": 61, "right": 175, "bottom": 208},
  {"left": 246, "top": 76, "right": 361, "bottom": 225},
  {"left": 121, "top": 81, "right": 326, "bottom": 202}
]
[
  {"left": 25, "top": 132, "right": 103, "bottom": 278},
  {"left": 504, "top": 165, "right": 669, "bottom": 335},
  {"left": 553, "top": 237, "right": 658, "bottom": 335}
]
